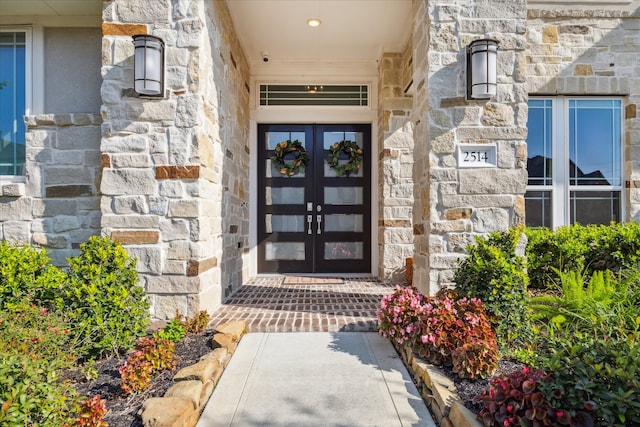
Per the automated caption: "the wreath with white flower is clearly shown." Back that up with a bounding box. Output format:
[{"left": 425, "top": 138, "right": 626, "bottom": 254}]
[
  {"left": 326, "top": 140, "right": 363, "bottom": 177},
  {"left": 271, "top": 140, "right": 310, "bottom": 177}
]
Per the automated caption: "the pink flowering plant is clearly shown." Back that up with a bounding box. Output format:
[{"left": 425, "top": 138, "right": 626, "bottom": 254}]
[{"left": 377, "top": 285, "right": 426, "bottom": 346}]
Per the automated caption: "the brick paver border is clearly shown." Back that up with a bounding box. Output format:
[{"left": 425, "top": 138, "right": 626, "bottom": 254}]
[{"left": 208, "top": 277, "right": 395, "bottom": 332}]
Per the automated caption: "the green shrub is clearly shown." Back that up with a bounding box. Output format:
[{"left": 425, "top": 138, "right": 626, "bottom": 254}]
[
  {"left": 540, "top": 331, "right": 640, "bottom": 426},
  {"left": 0, "top": 242, "right": 66, "bottom": 311},
  {"left": 0, "top": 301, "right": 77, "bottom": 365},
  {"left": 525, "top": 223, "right": 640, "bottom": 289},
  {"left": 0, "top": 353, "right": 79, "bottom": 426},
  {"left": 154, "top": 317, "right": 185, "bottom": 343},
  {"left": 64, "top": 236, "right": 150, "bottom": 359},
  {"left": 453, "top": 227, "right": 533, "bottom": 353}
]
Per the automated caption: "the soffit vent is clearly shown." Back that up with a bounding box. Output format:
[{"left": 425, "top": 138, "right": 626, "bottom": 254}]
[{"left": 259, "top": 84, "right": 368, "bottom": 106}]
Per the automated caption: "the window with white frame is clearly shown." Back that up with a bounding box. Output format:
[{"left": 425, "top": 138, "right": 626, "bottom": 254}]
[
  {"left": 0, "top": 30, "right": 27, "bottom": 176},
  {"left": 526, "top": 98, "right": 623, "bottom": 227}
]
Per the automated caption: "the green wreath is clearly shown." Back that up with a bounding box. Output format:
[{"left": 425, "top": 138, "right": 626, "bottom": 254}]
[
  {"left": 271, "top": 140, "right": 310, "bottom": 177},
  {"left": 326, "top": 140, "right": 363, "bottom": 177}
]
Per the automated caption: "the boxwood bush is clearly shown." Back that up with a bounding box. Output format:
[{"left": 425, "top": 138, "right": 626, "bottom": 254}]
[
  {"left": 525, "top": 222, "right": 640, "bottom": 289},
  {"left": 64, "top": 236, "right": 150, "bottom": 359},
  {"left": 453, "top": 227, "right": 533, "bottom": 354}
]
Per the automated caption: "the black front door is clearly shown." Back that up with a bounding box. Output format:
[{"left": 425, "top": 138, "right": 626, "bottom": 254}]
[{"left": 257, "top": 124, "right": 371, "bottom": 274}]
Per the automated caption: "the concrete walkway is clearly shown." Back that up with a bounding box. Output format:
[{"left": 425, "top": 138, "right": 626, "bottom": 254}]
[{"left": 197, "top": 332, "right": 435, "bottom": 427}]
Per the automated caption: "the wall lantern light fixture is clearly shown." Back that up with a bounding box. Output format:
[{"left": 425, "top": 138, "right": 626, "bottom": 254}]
[
  {"left": 132, "top": 34, "right": 165, "bottom": 97},
  {"left": 466, "top": 38, "right": 499, "bottom": 100}
]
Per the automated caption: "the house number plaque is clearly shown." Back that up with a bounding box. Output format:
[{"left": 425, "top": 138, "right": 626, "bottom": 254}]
[{"left": 456, "top": 143, "right": 497, "bottom": 168}]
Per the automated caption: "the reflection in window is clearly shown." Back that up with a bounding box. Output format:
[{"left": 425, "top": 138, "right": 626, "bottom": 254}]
[
  {"left": 527, "top": 99, "right": 552, "bottom": 186},
  {"left": 569, "top": 99, "right": 621, "bottom": 186},
  {"left": 0, "top": 32, "right": 26, "bottom": 175},
  {"left": 324, "top": 242, "right": 363, "bottom": 260}
]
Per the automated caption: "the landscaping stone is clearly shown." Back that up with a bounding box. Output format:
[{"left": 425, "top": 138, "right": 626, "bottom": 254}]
[
  {"left": 140, "top": 321, "right": 246, "bottom": 427},
  {"left": 141, "top": 397, "right": 198, "bottom": 427},
  {"left": 165, "top": 381, "right": 203, "bottom": 409},
  {"left": 174, "top": 359, "right": 219, "bottom": 383},
  {"left": 214, "top": 320, "right": 246, "bottom": 340}
]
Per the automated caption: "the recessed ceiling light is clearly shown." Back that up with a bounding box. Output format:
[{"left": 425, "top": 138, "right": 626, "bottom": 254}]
[{"left": 307, "top": 18, "right": 321, "bottom": 27}]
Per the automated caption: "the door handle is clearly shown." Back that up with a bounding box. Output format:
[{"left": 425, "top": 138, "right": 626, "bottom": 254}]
[
  {"left": 317, "top": 215, "right": 322, "bottom": 234},
  {"left": 307, "top": 215, "right": 313, "bottom": 235}
]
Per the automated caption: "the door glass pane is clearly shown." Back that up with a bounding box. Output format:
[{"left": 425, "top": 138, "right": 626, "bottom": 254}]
[
  {"left": 323, "top": 131, "right": 363, "bottom": 149},
  {"left": 524, "top": 191, "right": 551, "bottom": 228},
  {"left": 325, "top": 187, "right": 363, "bottom": 205},
  {"left": 266, "top": 131, "right": 306, "bottom": 150},
  {"left": 265, "top": 214, "right": 305, "bottom": 233},
  {"left": 569, "top": 99, "right": 621, "bottom": 186},
  {"left": 570, "top": 191, "right": 620, "bottom": 225},
  {"left": 266, "top": 158, "right": 305, "bottom": 178},
  {"left": 324, "top": 160, "right": 363, "bottom": 177},
  {"left": 324, "top": 242, "right": 363, "bottom": 260},
  {"left": 266, "top": 131, "right": 307, "bottom": 178},
  {"left": 0, "top": 32, "right": 26, "bottom": 176},
  {"left": 266, "top": 187, "right": 304, "bottom": 205},
  {"left": 265, "top": 242, "right": 305, "bottom": 260},
  {"left": 527, "top": 100, "right": 552, "bottom": 186},
  {"left": 325, "top": 214, "right": 363, "bottom": 232}
]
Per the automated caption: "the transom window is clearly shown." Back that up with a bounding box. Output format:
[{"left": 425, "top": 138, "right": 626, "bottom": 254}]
[
  {"left": 526, "top": 98, "right": 623, "bottom": 227},
  {"left": 0, "top": 30, "right": 27, "bottom": 176}
]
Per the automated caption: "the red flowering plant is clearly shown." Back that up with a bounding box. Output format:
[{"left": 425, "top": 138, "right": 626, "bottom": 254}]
[
  {"left": 475, "top": 366, "right": 591, "bottom": 427},
  {"left": 377, "top": 285, "right": 426, "bottom": 346},
  {"left": 378, "top": 287, "right": 499, "bottom": 379},
  {"left": 416, "top": 292, "right": 499, "bottom": 378}
]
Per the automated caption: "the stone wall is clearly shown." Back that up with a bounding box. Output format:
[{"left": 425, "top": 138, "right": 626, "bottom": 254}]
[
  {"left": 412, "top": 0, "right": 529, "bottom": 295},
  {"left": 526, "top": 6, "right": 640, "bottom": 222},
  {"left": 101, "top": 0, "right": 250, "bottom": 319},
  {"left": 377, "top": 48, "right": 414, "bottom": 282},
  {"left": 0, "top": 114, "right": 102, "bottom": 265}
]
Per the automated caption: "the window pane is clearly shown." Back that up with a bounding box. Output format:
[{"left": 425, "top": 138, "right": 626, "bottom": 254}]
[
  {"left": 570, "top": 191, "right": 620, "bottom": 225},
  {"left": 525, "top": 191, "right": 551, "bottom": 228},
  {"left": 265, "top": 214, "right": 305, "bottom": 233},
  {"left": 527, "top": 99, "right": 552, "bottom": 186},
  {"left": 324, "top": 214, "right": 363, "bottom": 232},
  {"left": 324, "top": 242, "right": 363, "bottom": 260},
  {"left": 324, "top": 187, "right": 363, "bottom": 205},
  {"left": 0, "top": 32, "right": 26, "bottom": 175},
  {"left": 265, "top": 242, "right": 305, "bottom": 260},
  {"left": 569, "top": 99, "right": 621, "bottom": 186},
  {"left": 265, "top": 187, "right": 305, "bottom": 205}
]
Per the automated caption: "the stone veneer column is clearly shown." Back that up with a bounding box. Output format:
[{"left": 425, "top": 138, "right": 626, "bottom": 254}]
[
  {"left": 101, "top": 0, "right": 250, "bottom": 319},
  {"left": 412, "top": 0, "right": 528, "bottom": 295},
  {"left": 377, "top": 49, "right": 414, "bottom": 282}
]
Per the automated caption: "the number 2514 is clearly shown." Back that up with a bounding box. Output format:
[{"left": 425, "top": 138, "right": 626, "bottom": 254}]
[{"left": 463, "top": 151, "right": 489, "bottom": 162}]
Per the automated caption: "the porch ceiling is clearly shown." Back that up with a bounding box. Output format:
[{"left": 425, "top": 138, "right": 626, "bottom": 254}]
[
  {"left": 226, "top": 0, "right": 413, "bottom": 71},
  {"left": 0, "top": 0, "right": 102, "bottom": 15}
]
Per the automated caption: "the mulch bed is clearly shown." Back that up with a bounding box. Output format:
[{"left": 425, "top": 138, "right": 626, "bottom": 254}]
[
  {"left": 66, "top": 331, "right": 214, "bottom": 427},
  {"left": 441, "top": 358, "right": 525, "bottom": 412}
]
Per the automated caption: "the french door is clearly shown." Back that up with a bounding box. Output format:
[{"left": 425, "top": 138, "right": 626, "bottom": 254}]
[{"left": 257, "top": 124, "right": 371, "bottom": 274}]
